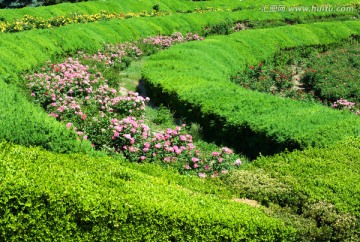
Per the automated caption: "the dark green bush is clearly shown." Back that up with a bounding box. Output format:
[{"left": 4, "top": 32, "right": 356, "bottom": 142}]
[{"left": 0, "top": 142, "right": 296, "bottom": 240}]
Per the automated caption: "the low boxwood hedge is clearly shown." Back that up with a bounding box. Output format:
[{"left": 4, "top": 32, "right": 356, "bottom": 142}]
[{"left": 0, "top": 142, "right": 296, "bottom": 240}]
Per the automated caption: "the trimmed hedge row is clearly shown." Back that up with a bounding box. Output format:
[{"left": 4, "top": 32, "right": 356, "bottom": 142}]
[
  {"left": 0, "top": 0, "right": 356, "bottom": 21},
  {"left": 0, "top": 10, "right": 285, "bottom": 151},
  {"left": 142, "top": 21, "right": 360, "bottom": 158},
  {"left": 0, "top": 80, "right": 92, "bottom": 153},
  {"left": 223, "top": 137, "right": 360, "bottom": 240},
  {"left": 1, "top": 10, "right": 359, "bottom": 81},
  {"left": 0, "top": 142, "right": 296, "bottom": 241},
  {"left": 1, "top": 9, "right": 355, "bottom": 153}
]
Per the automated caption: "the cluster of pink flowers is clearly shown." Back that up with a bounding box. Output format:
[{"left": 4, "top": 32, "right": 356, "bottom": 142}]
[
  {"left": 332, "top": 98, "right": 359, "bottom": 115},
  {"left": 142, "top": 32, "right": 204, "bottom": 48},
  {"left": 110, "top": 121, "right": 240, "bottom": 177},
  {"left": 26, "top": 33, "right": 242, "bottom": 178},
  {"left": 27, "top": 58, "right": 106, "bottom": 124},
  {"left": 78, "top": 32, "right": 204, "bottom": 68},
  {"left": 27, "top": 58, "right": 148, "bottom": 132},
  {"left": 78, "top": 42, "right": 143, "bottom": 67}
]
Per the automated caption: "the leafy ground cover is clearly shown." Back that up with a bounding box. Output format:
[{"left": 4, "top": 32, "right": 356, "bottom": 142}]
[{"left": 231, "top": 40, "right": 360, "bottom": 115}]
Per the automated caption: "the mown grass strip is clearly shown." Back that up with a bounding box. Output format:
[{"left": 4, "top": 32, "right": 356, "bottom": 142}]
[
  {"left": 0, "top": 0, "right": 358, "bottom": 34},
  {"left": 0, "top": 142, "right": 296, "bottom": 241},
  {"left": 0, "top": 0, "right": 357, "bottom": 21},
  {"left": 142, "top": 21, "right": 360, "bottom": 158},
  {"left": 0, "top": 10, "right": 358, "bottom": 80}
]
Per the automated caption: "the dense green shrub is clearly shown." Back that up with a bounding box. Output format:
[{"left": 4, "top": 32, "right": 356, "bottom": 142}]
[
  {"left": 231, "top": 41, "right": 360, "bottom": 115},
  {"left": 142, "top": 21, "right": 360, "bottom": 158},
  {"left": 223, "top": 137, "right": 360, "bottom": 241},
  {"left": 300, "top": 42, "right": 360, "bottom": 104},
  {"left": 0, "top": 79, "right": 92, "bottom": 153},
  {"left": 0, "top": 142, "right": 296, "bottom": 240}
]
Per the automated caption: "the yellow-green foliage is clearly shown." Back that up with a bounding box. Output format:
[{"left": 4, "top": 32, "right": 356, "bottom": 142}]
[
  {"left": 0, "top": 0, "right": 357, "bottom": 21},
  {"left": 0, "top": 142, "right": 296, "bottom": 241}
]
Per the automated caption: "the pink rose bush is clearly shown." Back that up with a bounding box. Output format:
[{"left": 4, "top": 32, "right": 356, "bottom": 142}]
[
  {"left": 332, "top": 98, "right": 360, "bottom": 114},
  {"left": 78, "top": 32, "right": 204, "bottom": 68},
  {"left": 26, "top": 33, "right": 242, "bottom": 178}
]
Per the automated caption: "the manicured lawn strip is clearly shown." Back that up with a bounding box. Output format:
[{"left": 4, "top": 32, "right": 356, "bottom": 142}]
[
  {"left": 142, "top": 21, "right": 360, "bottom": 157},
  {"left": 0, "top": 142, "right": 296, "bottom": 241},
  {"left": 0, "top": 0, "right": 357, "bottom": 21},
  {"left": 0, "top": 1, "right": 357, "bottom": 34},
  {"left": 1, "top": 10, "right": 359, "bottom": 80}
]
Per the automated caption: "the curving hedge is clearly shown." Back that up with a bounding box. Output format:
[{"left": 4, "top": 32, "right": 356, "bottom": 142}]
[
  {"left": 1, "top": 8, "right": 356, "bottom": 152},
  {"left": 0, "top": 0, "right": 357, "bottom": 22},
  {"left": 1, "top": 10, "right": 359, "bottom": 80},
  {"left": 142, "top": 21, "right": 360, "bottom": 158},
  {"left": 0, "top": 142, "right": 296, "bottom": 241}
]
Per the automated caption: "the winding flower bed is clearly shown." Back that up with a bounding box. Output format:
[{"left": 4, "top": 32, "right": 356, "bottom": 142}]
[{"left": 26, "top": 32, "right": 241, "bottom": 178}]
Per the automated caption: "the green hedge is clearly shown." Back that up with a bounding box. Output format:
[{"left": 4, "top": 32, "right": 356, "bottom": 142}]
[
  {"left": 0, "top": 10, "right": 277, "bottom": 150},
  {"left": 1, "top": 10, "right": 358, "bottom": 80},
  {"left": 223, "top": 137, "right": 360, "bottom": 240},
  {"left": 1, "top": 9, "right": 355, "bottom": 153},
  {"left": 0, "top": 0, "right": 357, "bottom": 21},
  {"left": 0, "top": 80, "right": 92, "bottom": 153},
  {"left": 142, "top": 21, "right": 360, "bottom": 158},
  {"left": 0, "top": 142, "right": 296, "bottom": 241}
]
